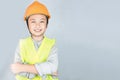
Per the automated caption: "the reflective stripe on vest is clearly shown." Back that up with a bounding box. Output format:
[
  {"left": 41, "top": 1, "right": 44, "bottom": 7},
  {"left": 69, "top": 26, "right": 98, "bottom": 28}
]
[{"left": 16, "top": 36, "right": 58, "bottom": 80}]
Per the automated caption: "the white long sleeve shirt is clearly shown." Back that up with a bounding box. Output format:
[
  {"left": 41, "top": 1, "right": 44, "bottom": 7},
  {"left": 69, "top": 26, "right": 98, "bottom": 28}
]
[{"left": 14, "top": 38, "right": 58, "bottom": 79}]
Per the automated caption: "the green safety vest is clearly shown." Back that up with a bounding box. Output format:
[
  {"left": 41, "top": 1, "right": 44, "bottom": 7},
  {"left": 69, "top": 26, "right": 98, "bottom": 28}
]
[{"left": 16, "top": 36, "right": 58, "bottom": 80}]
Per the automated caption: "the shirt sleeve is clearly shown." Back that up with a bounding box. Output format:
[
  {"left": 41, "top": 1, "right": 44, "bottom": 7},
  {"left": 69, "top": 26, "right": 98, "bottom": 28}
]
[
  {"left": 35, "top": 44, "right": 58, "bottom": 76},
  {"left": 14, "top": 42, "right": 22, "bottom": 63}
]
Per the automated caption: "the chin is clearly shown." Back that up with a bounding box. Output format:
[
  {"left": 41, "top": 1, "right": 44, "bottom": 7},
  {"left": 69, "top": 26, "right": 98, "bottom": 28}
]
[{"left": 34, "top": 34, "right": 44, "bottom": 37}]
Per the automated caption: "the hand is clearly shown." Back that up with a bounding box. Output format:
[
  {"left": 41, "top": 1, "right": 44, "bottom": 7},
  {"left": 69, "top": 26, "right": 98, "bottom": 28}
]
[
  {"left": 52, "top": 71, "right": 58, "bottom": 76},
  {"left": 11, "top": 63, "right": 24, "bottom": 74}
]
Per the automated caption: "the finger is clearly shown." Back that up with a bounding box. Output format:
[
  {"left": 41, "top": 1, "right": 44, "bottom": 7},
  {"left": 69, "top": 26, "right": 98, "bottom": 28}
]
[{"left": 52, "top": 72, "right": 58, "bottom": 76}]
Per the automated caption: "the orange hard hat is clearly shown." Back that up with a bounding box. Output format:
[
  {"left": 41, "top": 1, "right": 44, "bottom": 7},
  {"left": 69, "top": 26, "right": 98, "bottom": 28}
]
[{"left": 24, "top": 1, "right": 50, "bottom": 20}]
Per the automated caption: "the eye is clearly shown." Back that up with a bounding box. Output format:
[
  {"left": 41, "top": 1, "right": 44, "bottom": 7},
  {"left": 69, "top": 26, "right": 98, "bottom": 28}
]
[
  {"left": 31, "top": 21, "right": 36, "bottom": 23},
  {"left": 40, "top": 21, "right": 45, "bottom": 23}
]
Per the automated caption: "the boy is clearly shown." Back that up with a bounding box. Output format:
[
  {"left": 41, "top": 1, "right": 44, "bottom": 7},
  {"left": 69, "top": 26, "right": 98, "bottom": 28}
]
[{"left": 11, "top": 1, "right": 58, "bottom": 80}]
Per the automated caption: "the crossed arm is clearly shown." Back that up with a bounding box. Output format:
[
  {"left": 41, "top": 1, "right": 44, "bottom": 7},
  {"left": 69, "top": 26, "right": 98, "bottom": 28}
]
[
  {"left": 11, "top": 63, "right": 58, "bottom": 75},
  {"left": 11, "top": 43, "right": 58, "bottom": 76},
  {"left": 11, "top": 63, "right": 38, "bottom": 74}
]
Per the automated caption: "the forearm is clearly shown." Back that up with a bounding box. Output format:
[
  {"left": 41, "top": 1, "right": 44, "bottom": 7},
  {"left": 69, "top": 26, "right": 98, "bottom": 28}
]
[
  {"left": 35, "top": 62, "right": 58, "bottom": 76},
  {"left": 21, "top": 64, "right": 38, "bottom": 74},
  {"left": 11, "top": 63, "right": 38, "bottom": 74}
]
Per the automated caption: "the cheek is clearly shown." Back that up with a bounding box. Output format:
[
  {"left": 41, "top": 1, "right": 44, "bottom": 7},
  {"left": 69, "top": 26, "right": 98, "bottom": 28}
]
[
  {"left": 42, "top": 24, "right": 47, "bottom": 29},
  {"left": 42, "top": 26, "right": 47, "bottom": 31},
  {"left": 29, "top": 25, "right": 35, "bottom": 32},
  {"left": 29, "top": 23, "right": 35, "bottom": 27}
]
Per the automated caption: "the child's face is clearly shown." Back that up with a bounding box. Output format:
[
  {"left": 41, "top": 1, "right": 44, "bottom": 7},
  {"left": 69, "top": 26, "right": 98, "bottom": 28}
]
[{"left": 28, "top": 14, "right": 47, "bottom": 37}]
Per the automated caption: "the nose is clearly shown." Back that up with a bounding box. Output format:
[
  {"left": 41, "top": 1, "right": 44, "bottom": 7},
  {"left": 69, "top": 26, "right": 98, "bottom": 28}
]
[{"left": 36, "top": 23, "right": 40, "bottom": 28}]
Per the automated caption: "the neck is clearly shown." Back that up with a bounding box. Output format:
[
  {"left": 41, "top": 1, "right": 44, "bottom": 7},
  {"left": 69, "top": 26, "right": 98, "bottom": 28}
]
[{"left": 31, "top": 35, "right": 44, "bottom": 42}]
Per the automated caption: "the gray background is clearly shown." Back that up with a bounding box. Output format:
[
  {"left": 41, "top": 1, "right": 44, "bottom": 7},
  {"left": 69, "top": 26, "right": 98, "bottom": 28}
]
[{"left": 0, "top": 0, "right": 120, "bottom": 80}]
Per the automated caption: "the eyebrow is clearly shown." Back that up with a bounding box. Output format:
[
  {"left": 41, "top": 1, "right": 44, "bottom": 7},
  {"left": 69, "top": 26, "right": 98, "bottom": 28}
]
[{"left": 29, "top": 19, "right": 35, "bottom": 21}]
